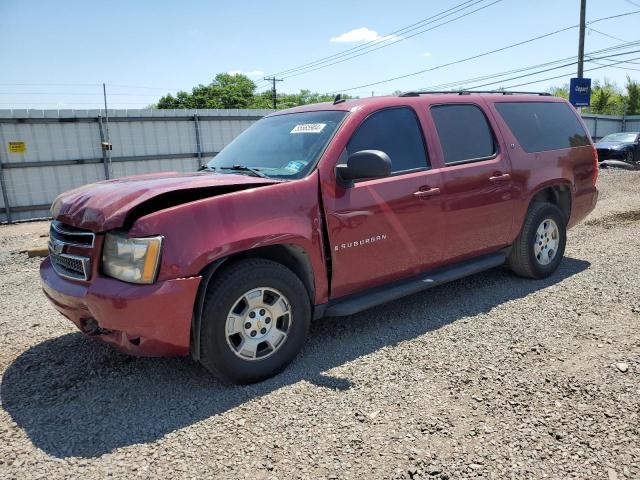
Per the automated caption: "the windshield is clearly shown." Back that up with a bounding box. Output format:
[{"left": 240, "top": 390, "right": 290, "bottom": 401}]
[
  {"left": 207, "top": 110, "right": 347, "bottom": 179},
  {"left": 600, "top": 133, "right": 638, "bottom": 143}
]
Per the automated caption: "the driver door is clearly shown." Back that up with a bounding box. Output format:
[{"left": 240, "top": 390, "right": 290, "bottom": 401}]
[{"left": 321, "top": 107, "right": 446, "bottom": 299}]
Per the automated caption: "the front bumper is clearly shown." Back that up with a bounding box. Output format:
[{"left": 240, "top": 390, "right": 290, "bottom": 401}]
[
  {"left": 40, "top": 257, "right": 201, "bottom": 357},
  {"left": 596, "top": 148, "right": 627, "bottom": 161}
]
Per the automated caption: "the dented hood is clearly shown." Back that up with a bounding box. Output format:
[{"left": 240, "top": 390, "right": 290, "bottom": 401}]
[{"left": 51, "top": 171, "right": 280, "bottom": 232}]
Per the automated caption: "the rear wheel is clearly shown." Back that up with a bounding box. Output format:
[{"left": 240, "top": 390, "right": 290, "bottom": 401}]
[
  {"left": 624, "top": 149, "right": 634, "bottom": 164},
  {"left": 508, "top": 202, "right": 566, "bottom": 279},
  {"left": 199, "top": 259, "right": 311, "bottom": 384}
]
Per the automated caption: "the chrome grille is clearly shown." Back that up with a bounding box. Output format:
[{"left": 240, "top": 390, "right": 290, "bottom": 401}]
[
  {"left": 50, "top": 221, "right": 95, "bottom": 247},
  {"left": 50, "top": 251, "right": 90, "bottom": 280},
  {"left": 48, "top": 221, "right": 94, "bottom": 281}
]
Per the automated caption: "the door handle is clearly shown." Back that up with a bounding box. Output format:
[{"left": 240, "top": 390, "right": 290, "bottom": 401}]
[
  {"left": 413, "top": 187, "right": 441, "bottom": 199},
  {"left": 489, "top": 173, "right": 511, "bottom": 182}
]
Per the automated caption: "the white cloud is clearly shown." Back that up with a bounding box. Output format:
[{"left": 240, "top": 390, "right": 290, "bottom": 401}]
[
  {"left": 330, "top": 27, "right": 399, "bottom": 43},
  {"left": 423, "top": 52, "right": 432, "bottom": 57},
  {"left": 227, "top": 70, "right": 265, "bottom": 77}
]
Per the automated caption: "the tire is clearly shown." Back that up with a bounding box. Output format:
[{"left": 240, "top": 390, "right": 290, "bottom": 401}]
[
  {"left": 625, "top": 150, "right": 634, "bottom": 164},
  {"left": 199, "top": 258, "right": 311, "bottom": 384},
  {"left": 508, "top": 202, "right": 566, "bottom": 279}
]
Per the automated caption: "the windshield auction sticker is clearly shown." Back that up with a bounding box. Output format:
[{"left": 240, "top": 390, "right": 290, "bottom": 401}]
[{"left": 290, "top": 123, "right": 326, "bottom": 134}]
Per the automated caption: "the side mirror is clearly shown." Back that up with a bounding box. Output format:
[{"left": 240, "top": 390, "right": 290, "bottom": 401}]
[{"left": 335, "top": 150, "right": 391, "bottom": 187}]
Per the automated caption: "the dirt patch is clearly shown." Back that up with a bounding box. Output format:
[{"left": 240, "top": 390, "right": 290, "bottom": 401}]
[{"left": 584, "top": 209, "right": 640, "bottom": 229}]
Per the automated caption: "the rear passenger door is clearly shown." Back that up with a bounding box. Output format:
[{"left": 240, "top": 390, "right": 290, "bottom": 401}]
[{"left": 428, "top": 102, "right": 516, "bottom": 262}]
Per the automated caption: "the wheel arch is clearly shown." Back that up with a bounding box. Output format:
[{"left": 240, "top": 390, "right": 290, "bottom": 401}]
[
  {"left": 190, "top": 243, "right": 316, "bottom": 360},
  {"left": 528, "top": 182, "right": 572, "bottom": 224}
]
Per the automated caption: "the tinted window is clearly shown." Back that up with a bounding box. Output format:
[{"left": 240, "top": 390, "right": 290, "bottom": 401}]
[
  {"left": 430, "top": 104, "right": 495, "bottom": 164},
  {"left": 495, "top": 102, "right": 590, "bottom": 153},
  {"left": 347, "top": 107, "right": 429, "bottom": 173}
]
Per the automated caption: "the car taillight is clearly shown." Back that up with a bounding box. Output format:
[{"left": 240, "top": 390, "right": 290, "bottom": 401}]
[{"left": 591, "top": 144, "right": 598, "bottom": 186}]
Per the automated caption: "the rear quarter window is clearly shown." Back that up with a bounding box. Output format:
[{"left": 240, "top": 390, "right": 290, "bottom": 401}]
[{"left": 494, "top": 101, "right": 590, "bottom": 153}]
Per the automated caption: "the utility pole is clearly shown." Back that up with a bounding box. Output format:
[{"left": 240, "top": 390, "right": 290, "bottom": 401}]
[
  {"left": 102, "top": 83, "right": 113, "bottom": 178},
  {"left": 263, "top": 76, "right": 283, "bottom": 109},
  {"left": 577, "top": 0, "right": 586, "bottom": 78}
]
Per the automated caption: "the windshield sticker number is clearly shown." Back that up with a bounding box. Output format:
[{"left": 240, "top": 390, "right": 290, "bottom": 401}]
[
  {"left": 284, "top": 160, "right": 306, "bottom": 172},
  {"left": 290, "top": 123, "right": 326, "bottom": 134}
]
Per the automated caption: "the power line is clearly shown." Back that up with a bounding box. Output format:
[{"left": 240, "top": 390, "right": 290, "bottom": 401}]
[
  {"left": 330, "top": 10, "right": 640, "bottom": 94},
  {"left": 257, "top": 0, "right": 503, "bottom": 85},
  {"left": 489, "top": 54, "right": 640, "bottom": 90},
  {"left": 0, "top": 92, "right": 163, "bottom": 96},
  {"left": 0, "top": 82, "right": 101, "bottom": 87},
  {"left": 588, "top": 27, "right": 628, "bottom": 43},
  {"left": 587, "top": 58, "right": 640, "bottom": 71},
  {"left": 422, "top": 41, "right": 640, "bottom": 90},
  {"left": 420, "top": 43, "right": 640, "bottom": 91},
  {"left": 462, "top": 48, "right": 640, "bottom": 90},
  {"left": 258, "top": 0, "right": 487, "bottom": 82}
]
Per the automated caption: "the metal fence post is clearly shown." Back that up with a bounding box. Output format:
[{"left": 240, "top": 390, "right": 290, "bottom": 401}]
[
  {"left": 194, "top": 113, "right": 203, "bottom": 168},
  {"left": 0, "top": 159, "right": 12, "bottom": 223},
  {"left": 97, "top": 115, "right": 110, "bottom": 179}
]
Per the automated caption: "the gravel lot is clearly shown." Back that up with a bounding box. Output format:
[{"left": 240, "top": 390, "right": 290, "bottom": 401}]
[{"left": 1, "top": 170, "right": 639, "bottom": 479}]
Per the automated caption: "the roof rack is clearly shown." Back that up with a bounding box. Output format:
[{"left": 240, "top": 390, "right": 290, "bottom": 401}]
[{"left": 398, "top": 90, "right": 551, "bottom": 97}]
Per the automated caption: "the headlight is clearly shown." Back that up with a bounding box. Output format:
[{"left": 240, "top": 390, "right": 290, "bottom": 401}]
[{"left": 102, "top": 232, "right": 163, "bottom": 284}]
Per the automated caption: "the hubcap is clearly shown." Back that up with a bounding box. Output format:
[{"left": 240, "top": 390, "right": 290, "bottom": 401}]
[
  {"left": 534, "top": 218, "right": 560, "bottom": 266},
  {"left": 225, "top": 287, "right": 292, "bottom": 360}
]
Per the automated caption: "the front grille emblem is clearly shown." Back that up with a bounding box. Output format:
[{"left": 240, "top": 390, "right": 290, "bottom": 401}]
[{"left": 51, "top": 239, "right": 65, "bottom": 255}]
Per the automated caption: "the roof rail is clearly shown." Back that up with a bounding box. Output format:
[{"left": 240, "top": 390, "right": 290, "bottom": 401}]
[{"left": 398, "top": 90, "right": 552, "bottom": 97}]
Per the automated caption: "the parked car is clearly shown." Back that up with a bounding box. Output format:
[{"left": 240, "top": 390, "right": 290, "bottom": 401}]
[
  {"left": 595, "top": 132, "right": 640, "bottom": 165},
  {"left": 41, "top": 92, "right": 598, "bottom": 384}
]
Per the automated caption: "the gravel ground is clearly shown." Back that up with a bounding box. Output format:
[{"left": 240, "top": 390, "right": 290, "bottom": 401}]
[{"left": 1, "top": 169, "right": 639, "bottom": 480}]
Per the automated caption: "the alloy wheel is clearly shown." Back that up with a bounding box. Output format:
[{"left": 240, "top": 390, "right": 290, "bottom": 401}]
[
  {"left": 225, "top": 287, "right": 292, "bottom": 360},
  {"left": 534, "top": 218, "right": 560, "bottom": 265}
]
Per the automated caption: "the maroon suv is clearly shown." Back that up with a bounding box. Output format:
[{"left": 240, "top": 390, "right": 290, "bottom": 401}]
[{"left": 41, "top": 92, "right": 598, "bottom": 383}]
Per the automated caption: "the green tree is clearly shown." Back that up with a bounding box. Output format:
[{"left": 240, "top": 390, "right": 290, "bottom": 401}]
[
  {"left": 624, "top": 75, "right": 640, "bottom": 115},
  {"left": 157, "top": 73, "right": 257, "bottom": 109},
  {"left": 155, "top": 73, "right": 350, "bottom": 110},
  {"left": 547, "top": 84, "right": 569, "bottom": 100},
  {"left": 588, "top": 79, "right": 624, "bottom": 115}
]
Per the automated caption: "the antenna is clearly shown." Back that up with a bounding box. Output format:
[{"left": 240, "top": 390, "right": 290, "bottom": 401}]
[{"left": 333, "top": 94, "right": 346, "bottom": 104}]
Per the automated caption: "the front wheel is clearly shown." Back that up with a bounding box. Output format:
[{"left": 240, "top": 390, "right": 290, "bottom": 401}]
[
  {"left": 199, "top": 259, "right": 311, "bottom": 384},
  {"left": 508, "top": 202, "right": 566, "bottom": 279}
]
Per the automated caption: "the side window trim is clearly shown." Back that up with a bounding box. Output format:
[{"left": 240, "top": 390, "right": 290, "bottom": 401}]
[
  {"left": 346, "top": 106, "right": 431, "bottom": 174},
  {"left": 429, "top": 102, "right": 500, "bottom": 167}
]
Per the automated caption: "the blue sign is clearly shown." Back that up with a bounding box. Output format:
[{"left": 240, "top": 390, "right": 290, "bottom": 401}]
[{"left": 569, "top": 77, "right": 591, "bottom": 107}]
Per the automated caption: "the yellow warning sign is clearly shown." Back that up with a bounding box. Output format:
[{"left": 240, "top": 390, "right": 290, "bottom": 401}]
[{"left": 8, "top": 141, "right": 26, "bottom": 153}]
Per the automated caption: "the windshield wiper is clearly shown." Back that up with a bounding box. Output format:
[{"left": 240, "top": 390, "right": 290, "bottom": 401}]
[{"left": 218, "top": 165, "right": 269, "bottom": 179}]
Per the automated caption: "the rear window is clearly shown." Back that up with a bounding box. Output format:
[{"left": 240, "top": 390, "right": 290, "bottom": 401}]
[
  {"left": 495, "top": 102, "right": 590, "bottom": 153},
  {"left": 430, "top": 104, "right": 496, "bottom": 164}
]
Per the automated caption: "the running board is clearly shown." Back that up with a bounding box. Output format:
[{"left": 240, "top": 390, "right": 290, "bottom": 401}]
[{"left": 324, "top": 252, "right": 506, "bottom": 317}]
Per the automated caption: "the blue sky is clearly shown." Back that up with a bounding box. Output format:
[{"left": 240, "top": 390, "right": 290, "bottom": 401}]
[{"left": 1, "top": 0, "right": 639, "bottom": 109}]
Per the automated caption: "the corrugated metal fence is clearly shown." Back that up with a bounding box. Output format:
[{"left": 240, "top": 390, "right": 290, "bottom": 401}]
[
  {"left": 581, "top": 113, "right": 640, "bottom": 141},
  {"left": 0, "top": 109, "right": 273, "bottom": 222},
  {"left": 0, "top": 109, "right": 638, "bottom": 223}
]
